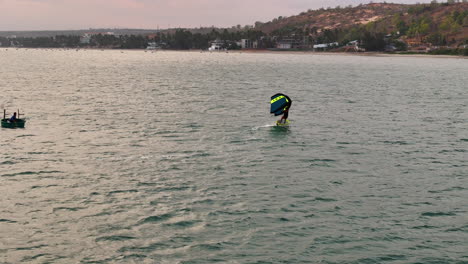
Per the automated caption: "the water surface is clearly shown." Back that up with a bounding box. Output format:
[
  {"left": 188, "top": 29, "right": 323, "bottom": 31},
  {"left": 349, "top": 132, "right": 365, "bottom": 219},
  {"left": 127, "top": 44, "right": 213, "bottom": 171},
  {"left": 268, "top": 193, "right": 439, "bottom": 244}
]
[{"left": 1, "top": 49, "right": 467, "bottom": 263}]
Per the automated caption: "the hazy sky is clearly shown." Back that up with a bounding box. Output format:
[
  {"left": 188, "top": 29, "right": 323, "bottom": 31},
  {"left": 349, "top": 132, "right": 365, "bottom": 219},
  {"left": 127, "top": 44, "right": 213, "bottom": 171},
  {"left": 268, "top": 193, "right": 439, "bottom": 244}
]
[{"left": 1, "top": 0, "right": 433, "bottom": 31}]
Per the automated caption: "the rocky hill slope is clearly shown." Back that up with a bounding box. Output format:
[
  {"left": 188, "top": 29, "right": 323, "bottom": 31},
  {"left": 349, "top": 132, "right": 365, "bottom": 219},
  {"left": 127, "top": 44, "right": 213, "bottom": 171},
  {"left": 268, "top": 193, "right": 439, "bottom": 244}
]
[{"left": 255, "top": 2, "right": 468, "bottom": 46}]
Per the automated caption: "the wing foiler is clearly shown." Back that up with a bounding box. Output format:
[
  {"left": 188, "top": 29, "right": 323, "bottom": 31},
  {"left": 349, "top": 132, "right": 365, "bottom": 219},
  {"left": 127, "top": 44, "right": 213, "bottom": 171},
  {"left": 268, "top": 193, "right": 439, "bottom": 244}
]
[{"left": 270, "top": 93, "right": 292, "bottom": 116}]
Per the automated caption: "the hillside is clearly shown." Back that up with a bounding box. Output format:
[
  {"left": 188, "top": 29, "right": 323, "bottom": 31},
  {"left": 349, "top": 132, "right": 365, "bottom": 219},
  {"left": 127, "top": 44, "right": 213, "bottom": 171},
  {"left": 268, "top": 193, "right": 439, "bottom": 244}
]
[
  {"left": 255, "top": 2, "right": 468, "bottom": 46},
  {"left": 373, "top": 2, "right": 468, "bottom": 45},
  {"left": 256, "top": 3, "right": 407, "bottom": 34}
]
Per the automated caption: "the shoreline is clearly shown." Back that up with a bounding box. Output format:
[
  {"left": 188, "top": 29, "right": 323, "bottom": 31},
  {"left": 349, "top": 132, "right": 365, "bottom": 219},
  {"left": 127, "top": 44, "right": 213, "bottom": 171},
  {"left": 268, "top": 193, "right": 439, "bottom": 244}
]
[
  {"left": 5, "top": 47, "right": 466, "bottom": 59},
  {"left": 218, "top": 49, "right": 468, "bottom": 59}
]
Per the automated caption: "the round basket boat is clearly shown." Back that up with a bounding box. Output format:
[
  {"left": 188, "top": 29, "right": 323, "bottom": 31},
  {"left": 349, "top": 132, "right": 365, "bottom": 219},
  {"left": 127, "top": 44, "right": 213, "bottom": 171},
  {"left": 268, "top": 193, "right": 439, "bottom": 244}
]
[{"left": 1, "top": 118, "right": 26, "bottom": 128}]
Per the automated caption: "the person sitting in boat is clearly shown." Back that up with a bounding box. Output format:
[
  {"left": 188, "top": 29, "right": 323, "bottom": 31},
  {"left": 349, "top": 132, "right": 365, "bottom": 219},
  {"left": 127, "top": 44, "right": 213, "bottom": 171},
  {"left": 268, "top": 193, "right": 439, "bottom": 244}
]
[{"left": 9, "top": 112, "right": 17, "bottom": 123}]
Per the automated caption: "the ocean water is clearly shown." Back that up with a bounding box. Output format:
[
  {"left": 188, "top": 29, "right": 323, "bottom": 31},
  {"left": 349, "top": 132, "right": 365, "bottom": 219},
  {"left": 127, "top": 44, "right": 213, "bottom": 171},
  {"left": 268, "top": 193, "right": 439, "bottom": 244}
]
[{"left": 0, "top": 49, "right": 467, "bottom": 264}]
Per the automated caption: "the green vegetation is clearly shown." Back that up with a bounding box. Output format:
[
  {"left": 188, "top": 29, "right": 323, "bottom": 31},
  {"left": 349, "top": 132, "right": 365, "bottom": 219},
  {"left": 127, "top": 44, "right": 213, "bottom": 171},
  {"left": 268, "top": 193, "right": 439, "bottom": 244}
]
[
  {"left": 439, "top": 10, "right": 467, "bottom": 33},
  {"left": 4, "top": 29, "right": 267, "bottom": 50},
  {"left": 428, "top": 47, "right": 468, "bottom": 55},
  {"left": 17, "top": 36, "right": 79, "bottom": 48},
  {"left": 407, "top": 16, "right": 432, "bottom": 37},
  {"left": 10, "top": 34, "right": 146, "bottom": 49},
  {"left": 90, "top": 34, "right": 120, "bottom": 47},
  {"left": 157, "top": 29, "right": 266, "bottom": 50}
]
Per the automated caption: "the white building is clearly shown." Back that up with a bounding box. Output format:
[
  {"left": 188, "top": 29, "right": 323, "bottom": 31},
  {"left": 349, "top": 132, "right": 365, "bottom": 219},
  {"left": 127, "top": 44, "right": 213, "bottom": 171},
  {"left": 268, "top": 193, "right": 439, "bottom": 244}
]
[
  {"left": 146, "top": 42, "right": 161, "bottom": 50},
  {"left": 80, "top": 32, "right": 115, "bottom": 44},
  {"left": 276, "top": 39, "right": 299, "bottom": 49},
  {"left": 208, "top": 40, "right": 225, "bottom": 51},
  {"left": 277, "top": 42, "right": 292, "bottom": 49},
  {"left": 240, "top": 39, "right": 257, "bottom": 49},
  {"left": 80, "top": 34, "right": 91, "bottom": 44},
  {"left": 313, "top": 42, "right": 339, "bottom": 49}
]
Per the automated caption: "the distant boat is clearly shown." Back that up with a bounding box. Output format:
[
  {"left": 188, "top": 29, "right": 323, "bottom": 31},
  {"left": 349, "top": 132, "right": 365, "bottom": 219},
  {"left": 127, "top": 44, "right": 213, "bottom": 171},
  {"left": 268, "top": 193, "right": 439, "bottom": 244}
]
[{"left": 1, "top": 109, "right": 26, "bottom": 128}]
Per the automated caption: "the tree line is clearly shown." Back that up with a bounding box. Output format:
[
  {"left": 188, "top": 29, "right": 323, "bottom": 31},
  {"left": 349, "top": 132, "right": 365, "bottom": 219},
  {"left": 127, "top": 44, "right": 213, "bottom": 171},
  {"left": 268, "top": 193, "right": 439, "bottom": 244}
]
[{"left": 0, "top": 29, "right": 269, "bottom": 50}]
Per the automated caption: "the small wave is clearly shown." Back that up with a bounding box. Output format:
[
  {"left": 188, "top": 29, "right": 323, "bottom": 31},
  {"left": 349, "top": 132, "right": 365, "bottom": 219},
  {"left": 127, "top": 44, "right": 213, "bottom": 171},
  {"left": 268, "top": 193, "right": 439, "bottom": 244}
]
[
  {"left": 1, "top": 170, "right": 62, "bottom": 178},
  {"left": 15, "top": 244, "right": 47, "bottom": 251},
  {"left": 357, "top": 254, "right": 407, "bottom": 263},
  {"left": 118, "top": 242, "right": 171, "bottom": 253},
  {"left": 0, "top": 219, "right": 17, "bottom": 223},
  {"left": 107, "top": 189, "right": 138, "bottom": 195},
  {"left": 137, "top": 182, "right": 159, "bottom": 187},
  {"left": 31, "top": 184, "right": 59, "bottom": 189},
  {"left": 154, "top": 186, "right": 191, "bottom": 192},
  {"left": 421, "top": 211, "right": 456, "bottom": 217},
  {"left": 17, "top": 134, "right": 35, "bottom": 138},
  {"left": 314, "top": 197, "right": 337, "bottom": 202},
  {"left": 193, "top": 198, "right": 215, "bottom": 205},
  {"left": 190, "top": 152, "right": 211, "bottom": 158},
  {"left": 446, "top": 225, "right": 468, "bottom": 232},
  {"left": 412, "top": 225, "right": 437, "bottom": 229},
  {"left": 190, "top": 243, "right": 223, "bottom": 251},
  {"left": 53, "top": 207, "right": 85, "bottom": 213},
  {"left": 439, "top": 149, "right": 467, "bottom": 153},
  {"left": 121, "top": 254, "right": 148, "bottom": 261},
  {"left": 292, "top": 193, "right": 311, "bottom": 198},
  {"left": 305, "top": 158, "right": 337, "bottom": 162},
  {"left": 21, "top": 253, "right": 52, "bottom": 262},
  {"left": 163, "top": 220, "right": 200, "bottom": 228},
  {"left": 139, "top": 213, "right": 174, "bottom": 224},
  {"left": 336, "top": 141, "right": 355, "bottom": 145},
  {"left": 308, "top": 158, "right": 337, "bottom": 167},
  {"left": 96, "top": 235, "right": 136, "bottom": 242},
  {"left": 381, "top": 140, "right": 410, "bottom": 145},
  {"left": 331, "top": 181, "right": 343, "bottom": 185},
  {"left": 208, "top": 209, "right": 246, "bottom": 216},
  {"left": 428, "top": 186, "right": 466, "bottom": 193}
]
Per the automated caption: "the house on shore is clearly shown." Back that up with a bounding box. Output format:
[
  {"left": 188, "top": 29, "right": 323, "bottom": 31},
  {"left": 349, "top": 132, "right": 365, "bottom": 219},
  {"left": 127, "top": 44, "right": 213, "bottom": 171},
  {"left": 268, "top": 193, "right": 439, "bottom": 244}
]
[
  {"left": 208, "top": 39, "right": 225, "bottom": 51},
  {"left": 275, "top": 39, "right": 302, "bottom": 50},
  {"left": 146, "top": 42, "right": 161, "bottom": 50},
  {"left": 342, "top": 40, "right": 365, "bottom": 52},
  {"left": 80, "top": 32, "right": 115, "bottom": 44},
  {"left": 313, "top": 42, "right": 339, "bottom": 51},
  {"left": 240, "top": 39, "right": 258, "bottom": 49}
]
